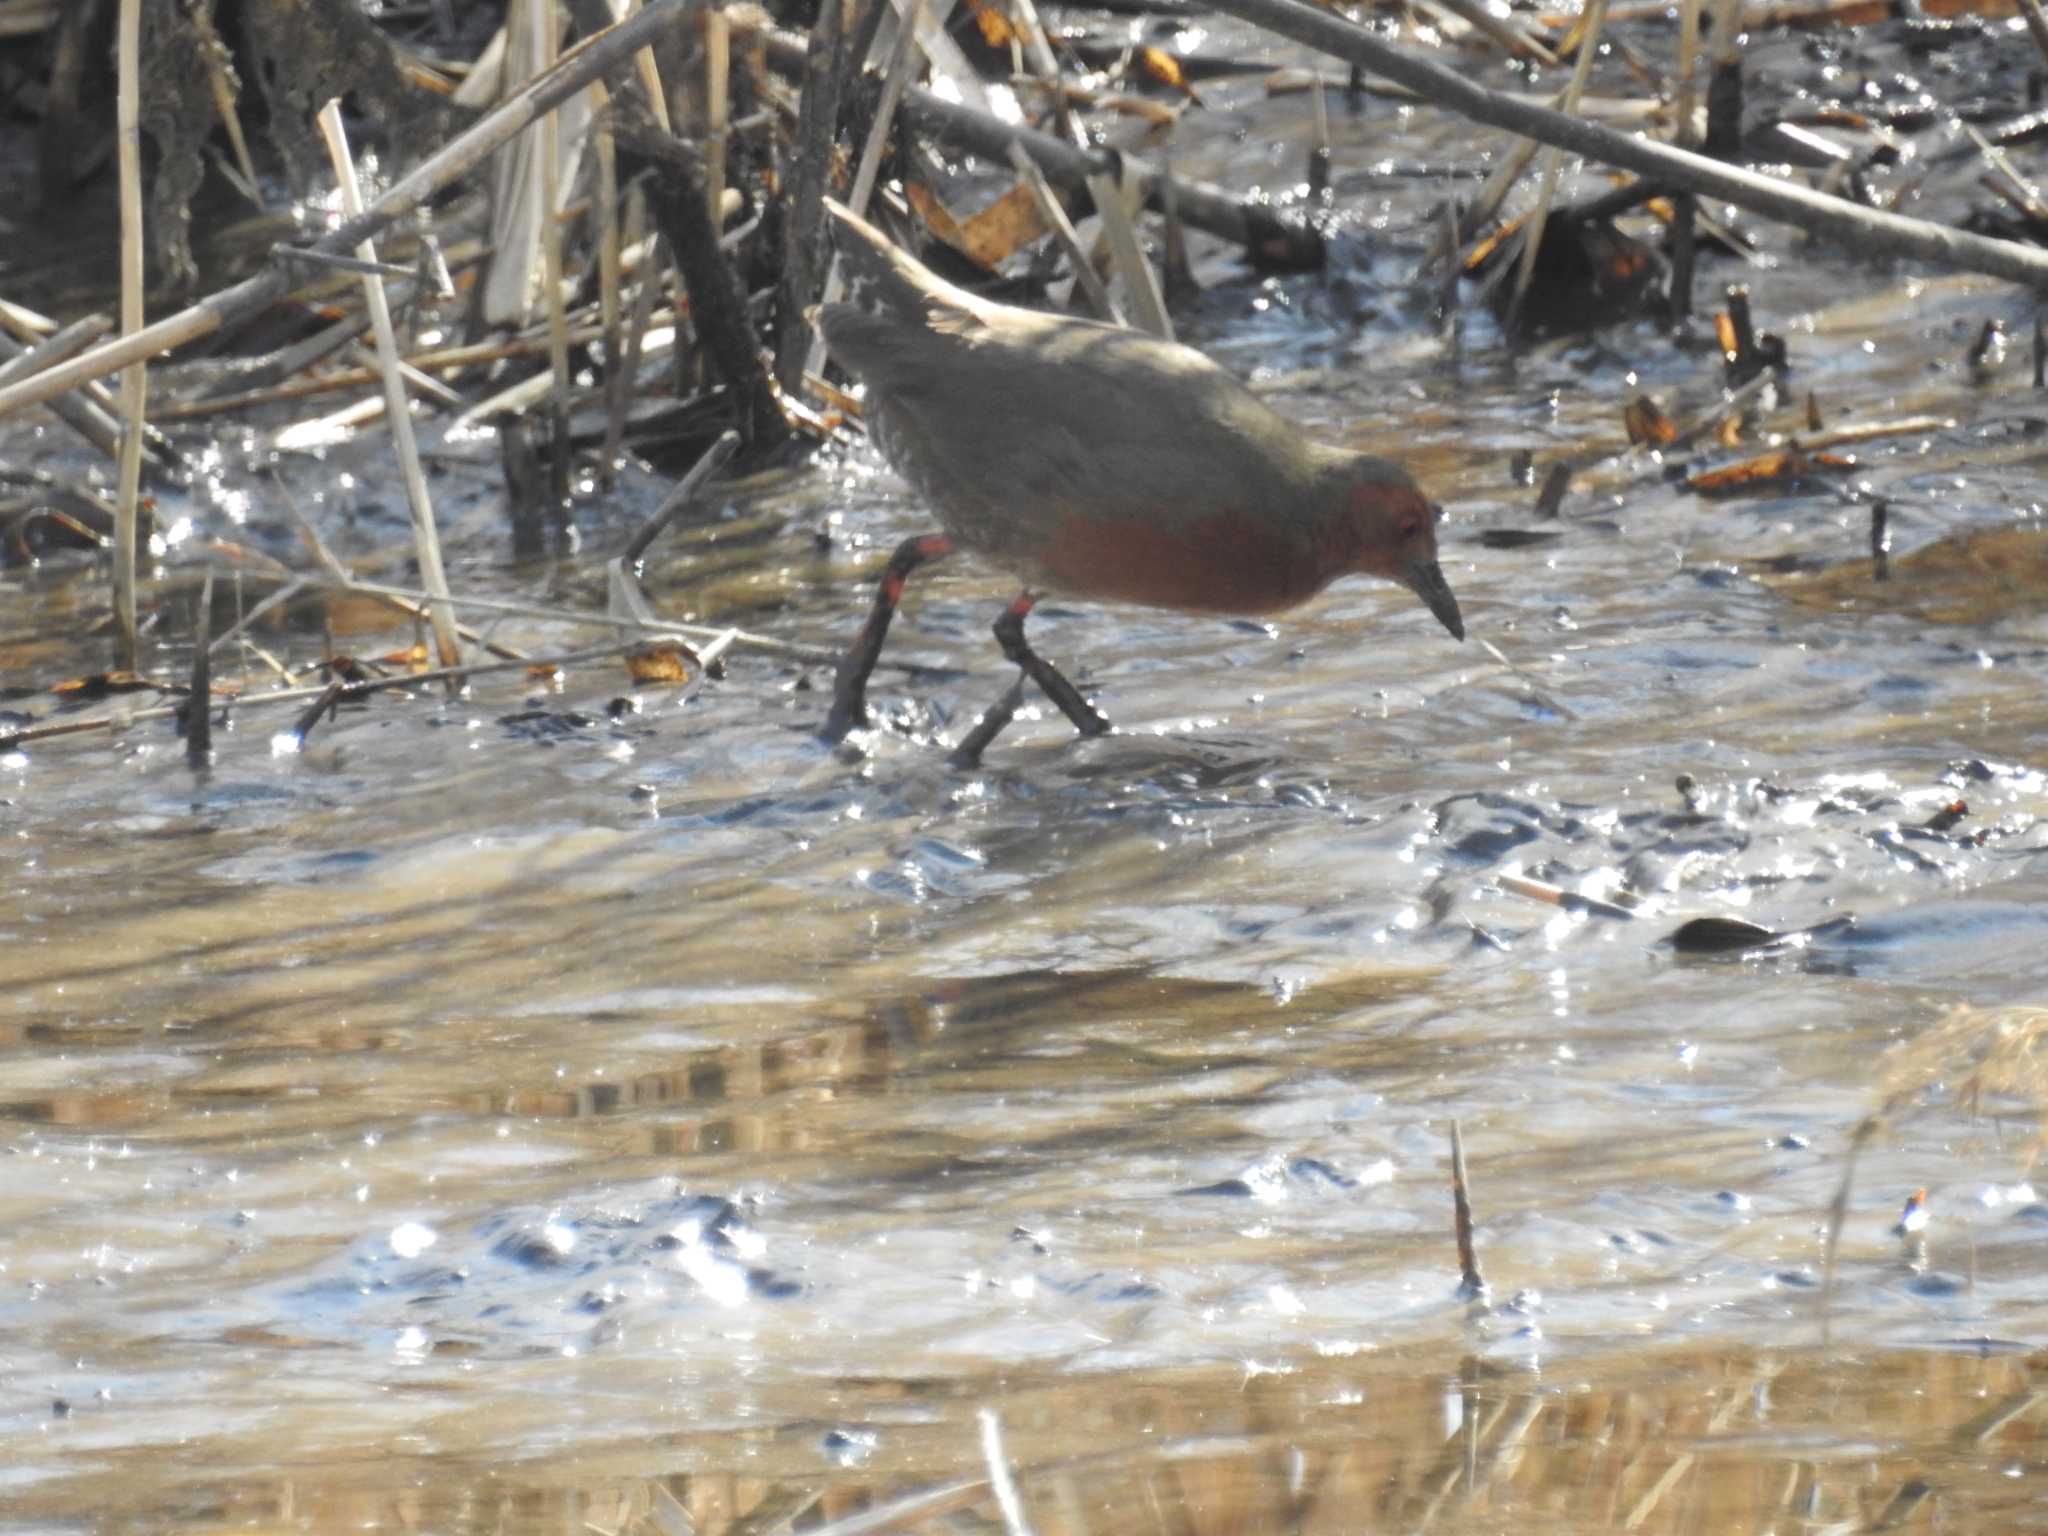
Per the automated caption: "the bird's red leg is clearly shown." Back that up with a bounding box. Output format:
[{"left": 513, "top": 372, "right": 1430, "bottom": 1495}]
[
  {"left": 947, "top": 592, "right": 1112, "bottom": 767},
  {"left": 995, "top": 590, "right": 1111, "bottom": 738},
  {"left": 946, "top": 675, "right": 1028, "bottom": 770},
  {"left": 822, "top": 531, "right": 953, "bottom": 742}
]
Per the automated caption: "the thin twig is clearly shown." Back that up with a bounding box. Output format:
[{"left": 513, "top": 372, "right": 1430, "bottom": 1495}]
[
  {"left": 540, "top": 5, "right": 573, "bottom": 420},
  {"left": 620, "top": 430, "right": 742, "bottom": 566},
  {"left": 1435, "top": 0, "right": 1558, "bottom": 62},
  {"left": 317, "top": 100, "right": 464, "bottom": 675},
  {"left": 1087, "top": 158, "right": 1173, "bottom": 340},
  {"left": 186, "top": 569, "right": 214, "bottom": 771},
  {"left": 206, "top": 576, "right": 309, "bottom": 656},
  {"left": 603, "top": 191, "right": 658, "bottom": 477},
  {"left": 2021, "top": 0, "right": 2048, "bottom": 67},
  {"left": 113, "top": 0, "right": 144, "bottom": 671},
  {"left": 1009, "top": 0, "right": 1088, "bottom": 152},
  {"left": 0, "top": 312, "right": 110, "bottom": 391},
  {"left": 1005, "top": 141, "right": 1122, "bottom": 324},
  {"left": 1451, "top": 1118, "right": 1487, "bottom": 1300},
  {"left": 1673, "top": 0, "right": 1704, "bottom": 146},
  {"left": 594, "top": 79, "right": 623, "bottom": 487},
  {"left": 704, "top": 4, "right": 731, "bottom": 224},
  {"left": 0, "top": 323, "right": 131, "bottom": 461}
]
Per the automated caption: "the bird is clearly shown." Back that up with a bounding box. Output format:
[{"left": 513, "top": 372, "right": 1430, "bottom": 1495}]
[{"left": 814, "top": 198, "right": 1464, "bottom": 764}]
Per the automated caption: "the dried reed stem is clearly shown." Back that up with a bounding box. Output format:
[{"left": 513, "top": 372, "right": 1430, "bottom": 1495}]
[
  {"left": 540, "top": 2, "right": 573, "bottom": 417},
  {"left": 594, "top": 81, "right": 622, "bottom": 486},
  {"left": 1451, "top": 1118, "right": 1487, "bottom": 1299},
  {"left": 1005, "top": 142, "right": 1122, "bottom": 325},
  {"left": 704, "top": 5, "right": 730, "bottom": 224},
  {"left": 316, "top": 100, "right": 464, "bottom": 674},
  {"left": 0, "top": 312, "right": 110, "bottom": 390},
  {"left": 113, "top": 0, "right": 144, "bottom": 671},
  {"left": 620, "top": 430, "right": 741, "bottom": 566},
  {"left": 1086, "top": 162, "right": 1173, "bottom": 341},
  {"left": 185, "top": 569, "right": 214, "bottom": 771},
  {"left": 603, "top": 189, "right": 656, "bottom": 477}
]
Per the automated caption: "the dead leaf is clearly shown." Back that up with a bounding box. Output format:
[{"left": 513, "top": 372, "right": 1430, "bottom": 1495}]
[
  {"left": 965, "top": 0, "right": 1014, "bottom": 46},
  {"left": 903, "top": 183, "right": 975, "bottom": 259},
  {"left": 1625, "top": 394, "right": 1678, "bottom": 448},
  {"left": 1686, "top": 444, "right": 1855, "bottom": 494},
  {"left": 906, "top": 180, "right": 1050, "bottom": 269},
  {"left": 955, "top": 183, "right": 1052, "bottom": 267},
  {"left": 51, "top": 671, "right": 159, "bottom": 699},
  {"left": 1713, "top": 308, "right": 1741, "bottom": 362},
  {"left": 1463, "top": 213, "right": 1525, "bottom": 273},
  {"left": 1137, "top": 45, "right": 1197, "bottom": 100},
  {"left": 375, "top": 641, "right": 431, "bottom": 669},
  {"left": 625, "top": 641, "right": 699, "bottom": 684}
]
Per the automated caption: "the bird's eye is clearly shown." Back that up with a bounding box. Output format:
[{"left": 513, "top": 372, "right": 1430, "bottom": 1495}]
[{"left": 1398, "top": 517, "right": 1421, "bottom": 540}]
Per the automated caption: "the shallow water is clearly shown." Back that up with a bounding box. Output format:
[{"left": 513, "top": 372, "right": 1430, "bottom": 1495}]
[{"left": 5, "top": 12, "right": 2048, "bottom": 1534}]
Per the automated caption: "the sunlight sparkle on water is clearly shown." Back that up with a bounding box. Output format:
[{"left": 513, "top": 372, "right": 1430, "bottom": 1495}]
[
  {"left": 389, "top": 1222, "right": 437, "bottom": 1259},
  {"left": 677, "top": 1243, "right": 749, "bottom": 1307}
]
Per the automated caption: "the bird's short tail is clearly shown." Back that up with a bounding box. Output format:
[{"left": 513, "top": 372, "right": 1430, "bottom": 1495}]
[{"left": 824, "top": 199, "right": 979, "bottom": 322}]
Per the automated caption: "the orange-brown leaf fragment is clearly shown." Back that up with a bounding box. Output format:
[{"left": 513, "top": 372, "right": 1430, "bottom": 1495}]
[
  {"left": 908, "top": 180, "right": 1050, "bottom": 269},
  {"left": 1624, "top": 394, "right": 1678, "bottom": 447},
  {"left": 955, "top": 182, "right": 1052, "bottom": 267},
  {"left": 1686, "top": 446, "right": 1812, "bottom": 493},
  {"left": 51, "top": 670, "right": 158, "bottom": 699},
  {"left": 966, "top": 0, "right": 1014, "bottom": 47},
  {"left": 1684, "top": 442, "right": 1851, "bottom": 490},
  {"left": 625, "top": 641, "right": 699, "bottom": 684},
  {"left": 1463, "top": 214, "right": 1526, "bottom": 273},
  {"left": 903, "top": 183, "right": 974, "bottom": 256},
  {"left": 1137, "top": 45, "right": 1194, "bottom": 97},
  {"left": 375, "top": 641, "right": 431, "bottom": 669},
  {"left": 1714, "top": 308, "right": 1741, "bottom": 362}
]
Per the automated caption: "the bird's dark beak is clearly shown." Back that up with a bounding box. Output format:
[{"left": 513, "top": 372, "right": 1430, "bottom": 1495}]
[{"left": 1406, "top": 559, "right": 1464, "bottom": 641}]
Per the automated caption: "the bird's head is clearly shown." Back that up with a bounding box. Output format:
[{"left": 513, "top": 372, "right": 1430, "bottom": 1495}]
[{"left": 1334, "top": 457, "right": 1464, "bottom": 641}]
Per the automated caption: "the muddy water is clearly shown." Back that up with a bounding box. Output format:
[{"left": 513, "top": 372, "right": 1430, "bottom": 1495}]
[{"left": 6, "top": 21, "right": 2048, "bottom": 1536}]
